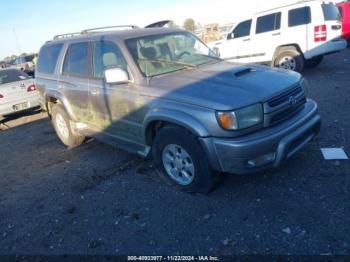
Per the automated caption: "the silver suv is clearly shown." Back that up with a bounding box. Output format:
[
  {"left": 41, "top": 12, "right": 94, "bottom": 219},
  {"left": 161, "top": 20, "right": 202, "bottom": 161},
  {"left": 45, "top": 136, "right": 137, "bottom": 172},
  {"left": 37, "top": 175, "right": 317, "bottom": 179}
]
[{"left": 36, "top": 27, "right": 321, "bottom": 193}]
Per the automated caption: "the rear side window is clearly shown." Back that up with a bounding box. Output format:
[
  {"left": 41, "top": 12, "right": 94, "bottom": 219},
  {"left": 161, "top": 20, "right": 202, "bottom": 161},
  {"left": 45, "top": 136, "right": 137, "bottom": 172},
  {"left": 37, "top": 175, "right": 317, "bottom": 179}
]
[
  {"left": 232, "top": 20, "right": 252, "bottom": 38},
  {"left": 63, "top": 43, "right": 89, "bottom": 77},
  {"left": 289, "top": 7, "right": 311, "bottom": 27},
  {"left": 37, "top": 44, "right": 63, "bottom": 74},
  {"left": 256, "top": 12, "right": 281, "bottom": 34},
  {"left": 0, "top": 69, "right": 30, "bottom": 85},
  {"left": 25, "top": 55, "right": 35, "bottom": 62},
  {"left": 322, "top": 4, "right": 341, "bottom": 21},
  {"left": 92, "top": 42, "right": 128, "bottom": 78}
]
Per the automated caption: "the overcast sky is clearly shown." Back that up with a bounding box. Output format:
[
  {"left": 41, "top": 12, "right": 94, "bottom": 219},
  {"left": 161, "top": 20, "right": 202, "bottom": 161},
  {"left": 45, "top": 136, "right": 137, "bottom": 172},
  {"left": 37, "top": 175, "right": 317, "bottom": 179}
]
[{"left": 0, "top": 0, "right": 342, "bottom": 59}]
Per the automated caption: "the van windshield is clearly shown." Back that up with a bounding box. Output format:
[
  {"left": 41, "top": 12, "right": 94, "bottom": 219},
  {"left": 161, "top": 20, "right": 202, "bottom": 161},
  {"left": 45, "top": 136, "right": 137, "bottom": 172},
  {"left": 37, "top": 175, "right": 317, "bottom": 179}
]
[
  {"left": 322, "top": 4, "right": 341, "bottom": 21},
  {"left": 125, "top": 32, "right": 220, "bottom": 77}
]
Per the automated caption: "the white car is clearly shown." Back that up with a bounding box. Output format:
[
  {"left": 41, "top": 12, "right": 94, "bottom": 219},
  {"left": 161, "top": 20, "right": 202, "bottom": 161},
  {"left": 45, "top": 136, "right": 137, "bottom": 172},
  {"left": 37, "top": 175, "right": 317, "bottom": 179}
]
[
  {"left": 0, "top": 69, "right": 39, "bottom": 116},
  {"left": 208, "top": 0, "right": 347, "bottom": 72}
]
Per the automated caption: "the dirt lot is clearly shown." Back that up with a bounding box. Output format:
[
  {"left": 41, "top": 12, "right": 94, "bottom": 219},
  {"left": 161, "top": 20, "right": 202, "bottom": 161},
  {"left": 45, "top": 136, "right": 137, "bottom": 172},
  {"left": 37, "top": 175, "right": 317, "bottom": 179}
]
[{"left": 0, "top": 50, "right": 349, "bottom": 256}]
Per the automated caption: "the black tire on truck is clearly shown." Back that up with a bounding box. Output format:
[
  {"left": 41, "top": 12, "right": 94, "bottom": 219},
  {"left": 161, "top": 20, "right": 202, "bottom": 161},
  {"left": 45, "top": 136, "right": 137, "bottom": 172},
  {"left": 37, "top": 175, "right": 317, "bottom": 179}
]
[
  {"left": 51, "top": 103, "right": 85, "bottom": 147},
  {"left": 273, "top": 48, "right": 304, "bottom": 73},
  {"left": 152, "top": 125, "right": 219, "bottom": 194},
  {"left": 305, "top": 55, "right": 324, "bottom": 68}
]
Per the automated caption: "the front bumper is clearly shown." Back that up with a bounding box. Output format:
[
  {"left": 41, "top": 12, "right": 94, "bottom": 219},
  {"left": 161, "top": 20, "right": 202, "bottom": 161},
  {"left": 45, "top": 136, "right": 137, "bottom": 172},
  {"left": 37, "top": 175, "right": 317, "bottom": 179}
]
[
  {"left": 200, "top": 99, "right": 321, "bottom": 174},
  {"left": 0, "top": 95, "right": 40, "bottom": 116}
]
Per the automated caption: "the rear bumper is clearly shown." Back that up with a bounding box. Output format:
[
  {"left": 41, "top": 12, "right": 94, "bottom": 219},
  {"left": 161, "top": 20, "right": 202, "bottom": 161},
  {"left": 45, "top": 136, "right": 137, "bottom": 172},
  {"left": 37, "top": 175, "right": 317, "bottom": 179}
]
[
  {"left": 305, "top": 39, "right": 347, "bottom": 59},
  {"left": 0, "top": 95, "right": 40, "bottom": 116},
  {"left": 200, "top": 100, "right": 321, "bottom": 174}
]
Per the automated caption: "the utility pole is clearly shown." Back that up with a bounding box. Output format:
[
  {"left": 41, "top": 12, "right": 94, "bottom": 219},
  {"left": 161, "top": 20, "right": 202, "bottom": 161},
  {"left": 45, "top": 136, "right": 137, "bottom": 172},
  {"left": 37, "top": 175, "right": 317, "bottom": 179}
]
[{"left": 13, "top": 28, "right": 22, "bottom": 55}]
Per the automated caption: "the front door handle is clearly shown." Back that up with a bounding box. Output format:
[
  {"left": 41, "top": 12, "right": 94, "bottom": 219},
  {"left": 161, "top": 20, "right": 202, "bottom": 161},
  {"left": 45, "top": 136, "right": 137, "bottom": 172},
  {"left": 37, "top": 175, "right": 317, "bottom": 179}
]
[
  {"left": 243, "top": 38, "right": 250, "bottom": 42},
  {"left": 272, "top": 32, "right": 281, "bottom": 36}
]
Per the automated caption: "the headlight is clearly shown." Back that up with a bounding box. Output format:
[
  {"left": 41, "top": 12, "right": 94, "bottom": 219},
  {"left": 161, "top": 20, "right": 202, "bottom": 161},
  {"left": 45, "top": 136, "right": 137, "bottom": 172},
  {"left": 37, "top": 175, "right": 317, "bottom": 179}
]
[{"left": 217, "top": 104, "right": 263, "bottom": 130}]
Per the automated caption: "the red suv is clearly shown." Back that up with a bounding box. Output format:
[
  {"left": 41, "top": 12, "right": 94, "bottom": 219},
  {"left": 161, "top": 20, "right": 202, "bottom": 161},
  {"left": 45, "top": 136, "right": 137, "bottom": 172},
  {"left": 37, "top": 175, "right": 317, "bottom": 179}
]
[{"left": 338, "top": 1, "right": 350, "bottom": 43}]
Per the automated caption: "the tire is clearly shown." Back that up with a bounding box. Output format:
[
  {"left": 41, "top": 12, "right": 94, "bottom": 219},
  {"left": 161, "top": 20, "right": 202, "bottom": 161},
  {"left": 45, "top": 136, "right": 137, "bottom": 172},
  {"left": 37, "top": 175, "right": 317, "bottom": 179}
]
[
  {"left": 273, "top": 49, "right": 304, "bottom": 73},
  {"left": 51, "top": 104, "right": 85, "bottom": 147},
  {"left": 152, "top": 125, "right": 219, "bottom": 194},
  {"left": 305, "top": 55, "right": 324, "bottom": 68}
]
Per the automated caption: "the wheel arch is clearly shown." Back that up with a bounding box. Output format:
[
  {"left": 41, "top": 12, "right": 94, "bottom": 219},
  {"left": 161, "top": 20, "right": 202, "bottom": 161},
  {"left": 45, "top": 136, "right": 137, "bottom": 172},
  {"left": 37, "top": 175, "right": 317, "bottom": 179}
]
[
  {"left": 143, "top": 109, "right": 210, "bottom": 146},
  {"left": 273, "top": 44, "right": 305, "bottom": 61},
  {"left": 45, "top": 91, "right": 76, "bottom": 121}
]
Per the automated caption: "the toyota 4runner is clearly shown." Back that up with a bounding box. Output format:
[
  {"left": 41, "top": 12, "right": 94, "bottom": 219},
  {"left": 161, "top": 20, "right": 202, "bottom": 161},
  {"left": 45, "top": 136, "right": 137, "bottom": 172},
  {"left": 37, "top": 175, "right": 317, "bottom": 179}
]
[{"left": 36, "top": 26, "right": 321, "bottom": 193}]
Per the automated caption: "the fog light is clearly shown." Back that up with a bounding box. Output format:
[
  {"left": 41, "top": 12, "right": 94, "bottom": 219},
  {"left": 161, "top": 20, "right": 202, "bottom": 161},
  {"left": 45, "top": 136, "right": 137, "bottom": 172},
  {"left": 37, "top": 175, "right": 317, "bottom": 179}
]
[{"left": 247, "top": 152, "right": 276, "bottom": 167}]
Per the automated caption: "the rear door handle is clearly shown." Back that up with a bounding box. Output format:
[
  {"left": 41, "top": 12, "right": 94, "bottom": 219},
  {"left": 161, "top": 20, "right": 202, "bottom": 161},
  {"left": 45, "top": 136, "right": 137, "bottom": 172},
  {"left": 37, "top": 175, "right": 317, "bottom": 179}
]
[
  {"left": 243, "top": 38, "right": 250, "bottom": 42},
  {"left": 272, "top": 32, "right": 281, "bottom": 36},
  {"left": 332, "top": 25, "right": 341, "bottom": 30}
]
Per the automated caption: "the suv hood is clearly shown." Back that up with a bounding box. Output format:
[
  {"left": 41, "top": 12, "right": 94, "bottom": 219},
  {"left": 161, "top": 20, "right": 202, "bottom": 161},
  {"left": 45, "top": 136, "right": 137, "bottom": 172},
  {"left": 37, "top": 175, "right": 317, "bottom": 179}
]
[{"left": 147, "top": 62, "right": 302, "bottom": 110}]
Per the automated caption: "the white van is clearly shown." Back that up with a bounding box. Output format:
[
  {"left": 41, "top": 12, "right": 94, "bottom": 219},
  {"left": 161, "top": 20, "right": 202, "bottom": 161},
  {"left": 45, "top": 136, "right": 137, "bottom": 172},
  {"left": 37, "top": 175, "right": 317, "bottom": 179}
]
[{"left": 208, "top": 0, "right": 347, "bottom": 72}]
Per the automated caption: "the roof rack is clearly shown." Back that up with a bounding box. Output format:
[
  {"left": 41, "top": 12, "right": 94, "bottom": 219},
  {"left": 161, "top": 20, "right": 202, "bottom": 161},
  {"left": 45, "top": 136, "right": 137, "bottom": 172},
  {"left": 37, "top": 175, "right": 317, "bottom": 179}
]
[
  {"left": 81, "top": 25, "right": 139, "bottom": 35},
  {"left": 53, "top": 32, "right": 82, "bottom": 40},
  {"left": 52, "top": 25, "right": 140, "bottom": 40}
]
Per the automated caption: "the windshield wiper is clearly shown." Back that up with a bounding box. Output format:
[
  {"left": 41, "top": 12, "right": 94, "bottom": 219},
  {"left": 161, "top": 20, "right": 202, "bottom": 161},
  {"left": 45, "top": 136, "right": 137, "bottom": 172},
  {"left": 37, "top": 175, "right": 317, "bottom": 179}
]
[{"left": 138, "top": 58, "right": 197, "bottom": 69}]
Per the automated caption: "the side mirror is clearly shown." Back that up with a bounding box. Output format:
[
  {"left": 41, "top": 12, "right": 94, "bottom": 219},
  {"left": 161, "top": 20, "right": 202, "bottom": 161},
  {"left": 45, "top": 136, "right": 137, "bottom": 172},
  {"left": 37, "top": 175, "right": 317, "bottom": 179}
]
[
  {"left": 227, "top": 33, "right": 235, "bottom": 40},
  {"left": 104, "top": 68, "right": 129, "bottom": 84}
]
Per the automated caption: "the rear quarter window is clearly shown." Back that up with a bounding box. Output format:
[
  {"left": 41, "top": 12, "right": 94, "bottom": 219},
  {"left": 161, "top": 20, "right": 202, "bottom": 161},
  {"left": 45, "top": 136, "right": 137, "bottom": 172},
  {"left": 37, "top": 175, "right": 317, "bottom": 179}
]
[
  {"left": 0, "top": 69, "right": 30, "bottom": 85},
  {"left": 322, "top": 4, "right": 341, "bottom": 21},
  {"left": 288, "top": 7, "right": 311, "bottom": 27},
  {"left": 37, "top": 44, "right": 63, "bottom": 74}
]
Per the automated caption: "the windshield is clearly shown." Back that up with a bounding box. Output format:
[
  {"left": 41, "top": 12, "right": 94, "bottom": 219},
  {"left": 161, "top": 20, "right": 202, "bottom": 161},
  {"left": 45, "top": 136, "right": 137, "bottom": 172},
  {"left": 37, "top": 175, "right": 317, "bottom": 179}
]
[{"left": 125, "top": 32, "right": 220, "bottom": 77}]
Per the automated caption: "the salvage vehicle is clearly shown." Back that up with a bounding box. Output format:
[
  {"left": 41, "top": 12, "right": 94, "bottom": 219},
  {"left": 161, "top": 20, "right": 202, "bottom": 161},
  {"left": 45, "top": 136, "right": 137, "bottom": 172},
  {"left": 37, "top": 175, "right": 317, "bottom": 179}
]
[
  {"left": 208, "top": 0, "right": 346, "bottom": 72},
  {"left": 0, "top": 69, "right": 39, "bottom": 116},
  {"left": 36, "top": 26, "right": 321, "bottom": 193},
  {"left": 338, "top": 1, "right": 350, "bottom": 43}
]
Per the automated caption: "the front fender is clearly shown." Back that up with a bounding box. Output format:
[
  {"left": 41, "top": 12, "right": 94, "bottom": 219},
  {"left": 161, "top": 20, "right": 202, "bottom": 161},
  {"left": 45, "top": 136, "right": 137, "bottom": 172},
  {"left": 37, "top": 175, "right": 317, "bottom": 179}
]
[{"left": 143, "top": 108, "right": 210, "bottom": 141}]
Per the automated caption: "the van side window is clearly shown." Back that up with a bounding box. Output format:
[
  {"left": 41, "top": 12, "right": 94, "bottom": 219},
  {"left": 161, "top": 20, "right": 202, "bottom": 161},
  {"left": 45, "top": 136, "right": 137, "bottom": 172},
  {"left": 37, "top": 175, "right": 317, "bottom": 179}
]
[
  {"left": 63, "top": 42, "right": 89, "bottom": 77},
  {"left": 37, "top": 44, "right": 63, "bottom": 74},
  {"left": 322, "top": 4, "right": 341, "bottom": 21},
  {"left": 232, "top": 20, "right": 252, "bottom": 38},
  {"left": 92, "top": 42, "right": 128, "bottom": 78},
  {"left": 256, "top": 12, "right": 281, "bottom": 34},
  {"left": 288, "top": 7, "right": 311, "bottom": 27}
]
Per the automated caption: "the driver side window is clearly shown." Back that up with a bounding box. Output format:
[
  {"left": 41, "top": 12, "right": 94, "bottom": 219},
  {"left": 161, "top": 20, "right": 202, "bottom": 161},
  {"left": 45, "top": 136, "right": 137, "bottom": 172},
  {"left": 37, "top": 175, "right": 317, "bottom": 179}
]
[
  {"left": 230, "top": 19, "right": 252, "bottom": 39},
  {"left": 92, "top": 42, "right": 128, "bottom": 79}
]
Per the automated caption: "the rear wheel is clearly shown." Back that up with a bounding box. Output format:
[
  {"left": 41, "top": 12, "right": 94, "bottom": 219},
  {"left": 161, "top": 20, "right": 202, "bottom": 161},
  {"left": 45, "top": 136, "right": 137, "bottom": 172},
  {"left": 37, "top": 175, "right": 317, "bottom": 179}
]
[
  {"left": 305, "top": 55, "right": 324, "bottom": 68},
  {"left": 152, "top": 125, "right": 219, "bottom": 194},
  {"left": 273, "top": 49, "right": 304, "bottom": 73},
  {"left": 51, "top": 104, "right": 85, "bottom": 147}
]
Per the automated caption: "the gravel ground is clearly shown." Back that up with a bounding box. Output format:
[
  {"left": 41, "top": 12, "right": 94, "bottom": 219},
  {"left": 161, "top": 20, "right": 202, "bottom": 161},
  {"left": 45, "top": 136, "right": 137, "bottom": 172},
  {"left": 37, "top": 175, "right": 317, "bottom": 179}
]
[{"left": 0, "top": 49, "right": 349, "bottom": 256}]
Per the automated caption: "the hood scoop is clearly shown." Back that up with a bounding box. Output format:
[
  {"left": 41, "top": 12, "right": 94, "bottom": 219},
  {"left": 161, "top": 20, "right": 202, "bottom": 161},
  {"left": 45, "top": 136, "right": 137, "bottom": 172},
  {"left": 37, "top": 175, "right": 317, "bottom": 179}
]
[{"left": 233, "top": 67, "right": 256, "bottom": 77}]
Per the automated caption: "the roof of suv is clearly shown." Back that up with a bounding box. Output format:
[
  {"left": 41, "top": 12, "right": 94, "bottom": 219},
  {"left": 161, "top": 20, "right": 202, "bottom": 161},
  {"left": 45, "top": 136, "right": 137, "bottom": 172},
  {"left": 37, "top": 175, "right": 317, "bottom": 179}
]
[{"left": 48, "top": 27, "right": 185, "bottom": 44}]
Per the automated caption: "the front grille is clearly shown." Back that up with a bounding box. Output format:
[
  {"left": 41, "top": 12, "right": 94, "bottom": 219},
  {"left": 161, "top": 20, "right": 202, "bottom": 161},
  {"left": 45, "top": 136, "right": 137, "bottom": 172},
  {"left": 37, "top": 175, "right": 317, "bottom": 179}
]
[
  {"left": 268, "top": 86, "right": 303, "bottom": 108},
  {"left": 265, "top": 85, "right": 307, "bottom": 127},
  {"left": 270, "top": 97, "right": 306, "bottom": 125}
]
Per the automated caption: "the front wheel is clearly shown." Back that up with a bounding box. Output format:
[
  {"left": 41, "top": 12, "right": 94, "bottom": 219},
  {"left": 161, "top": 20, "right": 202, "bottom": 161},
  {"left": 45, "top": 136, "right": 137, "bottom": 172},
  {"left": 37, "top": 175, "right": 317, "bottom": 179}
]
[
  {"left": 152, "top": 125, "right": 219, "bottom": 194},
  {"left": 273, "top": 49, "right": 304, "bottom": 73},
  {"left": 51, "top": 104, "right": 85, "bottom": 147}
]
